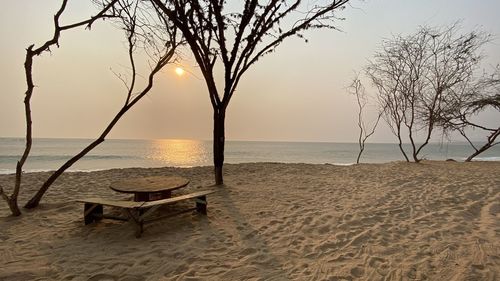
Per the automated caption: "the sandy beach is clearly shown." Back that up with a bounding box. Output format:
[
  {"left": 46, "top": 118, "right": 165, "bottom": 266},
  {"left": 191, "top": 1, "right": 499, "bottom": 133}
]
[{"left": 0, "top": 161, "right": 499, "bottom": 280}]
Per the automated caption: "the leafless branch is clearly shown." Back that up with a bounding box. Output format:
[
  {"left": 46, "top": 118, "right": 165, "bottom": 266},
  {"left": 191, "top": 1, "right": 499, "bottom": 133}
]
[
  {"left": 1, "top": 0, "right": 120, "bottom": 216},
  {"left": 150, "top": 0, "right": 351, "bottom": 184},
  {"left": 25, "top": 0, "right": 179, "bottom": 208},
  {"left": 367, "top": 23, "right": 494, "bottom": 162},
  {"left": 348, "top": 74, "right": 382, "bottom": 163}
]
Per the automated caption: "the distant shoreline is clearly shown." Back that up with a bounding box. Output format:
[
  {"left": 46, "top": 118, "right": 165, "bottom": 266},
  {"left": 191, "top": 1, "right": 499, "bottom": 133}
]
[
  {"left": 0, "top": 161, "right": 360, "bottom": 175},
  {"left": 0, "top": 136, "right": 489, "bottom": 145},
  {"left": 1, "top": 138, "right": 499, "bottom": 174},
  {"left": 3, "top": 158, "right": 500, "bottom": 175}
]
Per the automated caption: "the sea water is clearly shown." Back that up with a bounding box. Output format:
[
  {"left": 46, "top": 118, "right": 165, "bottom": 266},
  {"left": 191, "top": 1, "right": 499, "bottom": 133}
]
[{"left": 0, "top": 138, "right": 499, "bottom": 174}]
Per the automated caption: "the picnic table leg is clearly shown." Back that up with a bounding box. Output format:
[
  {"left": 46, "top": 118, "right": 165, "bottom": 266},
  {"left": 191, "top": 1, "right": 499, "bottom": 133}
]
[
  {"left": 134, "top": 220, "right": 144, "bottom": 238},
  {"left": 195, "top": 195, "right": 208, "bottom": 215},
  {"left": 160, "top": 190, "right": 172, "bottom": 199},
  {"left": 149, "top": 190, "right": 171, "bottom": 201},
  {"left": 84, "top": 203, "right": 103, "bottom": 225},
  {"left": 134, "top": 193, "right": 149, "bottom": 202},
  {"left": 127, "top": 209, "right": 144, "bottom": 238}
]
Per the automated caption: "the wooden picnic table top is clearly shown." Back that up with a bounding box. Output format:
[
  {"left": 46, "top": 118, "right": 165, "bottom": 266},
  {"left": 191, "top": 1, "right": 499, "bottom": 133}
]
[{"left": 109, "top": 175, "right": 190, "bottom": 194}]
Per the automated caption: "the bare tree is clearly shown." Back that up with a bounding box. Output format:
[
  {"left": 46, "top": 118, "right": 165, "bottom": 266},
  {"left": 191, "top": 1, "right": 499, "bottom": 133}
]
[
  {"left": 367, "top": 24, "right": 490, "bottom": 162},
  {"left": 438, "top": 66, "right": 500, "bottom": 161},
  {"left": 348, "top": 75, "right": 382, "bottom": 164},
  {"left": 150, "top": 0, "right": 351, "bottom": 184},
  {"left": 0, "top": 0, "right": 120, "bottom": 216},
  {"left": 366, "top": 43, "right": 410, "bottom": 161},
  {"left": 24, "top": 0, "right": 180, "bottom": 209}
]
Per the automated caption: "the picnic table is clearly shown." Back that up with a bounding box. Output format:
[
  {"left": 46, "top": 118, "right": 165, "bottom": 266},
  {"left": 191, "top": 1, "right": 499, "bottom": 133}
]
[{"left": 110, "top": 175, "right": 190, "bottom": 202}]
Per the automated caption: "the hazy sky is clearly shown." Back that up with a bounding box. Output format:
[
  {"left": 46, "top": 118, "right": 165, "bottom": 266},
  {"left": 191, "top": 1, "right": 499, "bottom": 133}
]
[{"left": 1, "top": 0, "right": 499, "bottom": 143}]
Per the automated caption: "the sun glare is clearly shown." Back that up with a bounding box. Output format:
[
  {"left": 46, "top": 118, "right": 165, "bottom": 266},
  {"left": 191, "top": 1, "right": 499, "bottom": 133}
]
[{"left": 175, "top": 67, "right": 185, "bottom": 76}]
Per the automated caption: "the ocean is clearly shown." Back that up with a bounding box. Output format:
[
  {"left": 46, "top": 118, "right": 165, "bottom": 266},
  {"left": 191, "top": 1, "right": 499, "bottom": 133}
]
[{"left": 0, "top": 138, "right": 499, "bottom": 174}]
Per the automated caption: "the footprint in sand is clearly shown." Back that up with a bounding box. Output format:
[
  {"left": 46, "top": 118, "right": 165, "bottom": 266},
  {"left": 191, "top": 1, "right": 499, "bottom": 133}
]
[
  {"left": 350, "top": 266, "right": 365, "bottom": 278},
  {"left": 88, "top": 273, "right": 118, "bottom": 281}
]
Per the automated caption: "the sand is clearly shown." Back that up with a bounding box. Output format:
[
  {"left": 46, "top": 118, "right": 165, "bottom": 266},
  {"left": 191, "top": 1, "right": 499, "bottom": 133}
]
[{"left": 0, "top": 161, "right": 499, "bottom": 280}]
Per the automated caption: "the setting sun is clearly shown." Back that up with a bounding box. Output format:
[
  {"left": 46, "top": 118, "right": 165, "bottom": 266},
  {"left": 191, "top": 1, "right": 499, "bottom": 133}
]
[{"left": 175, "top": 67, "right": 185, "bottom": 76}]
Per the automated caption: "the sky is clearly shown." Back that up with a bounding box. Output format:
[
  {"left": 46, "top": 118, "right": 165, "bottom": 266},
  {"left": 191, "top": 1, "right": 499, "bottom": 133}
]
[{"left": 1, "top": 0, "right": 499, "bottom": 143}]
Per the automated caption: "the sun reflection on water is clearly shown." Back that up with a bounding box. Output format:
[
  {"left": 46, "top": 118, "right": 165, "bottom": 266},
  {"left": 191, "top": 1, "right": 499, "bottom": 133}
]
[{"left": 146, "top": 139, "right": 211, "bottom": 167}]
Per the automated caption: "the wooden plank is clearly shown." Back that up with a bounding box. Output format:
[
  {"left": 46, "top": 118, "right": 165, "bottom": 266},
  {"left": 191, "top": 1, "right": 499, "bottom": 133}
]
[
  {"left": 77, "top": 190, "right": 216, "bottom": 237},
  {"left": 76, "top": 198, "right": 143, "bottom": 208},
  {"left": 76, "top": 190, "right": 215, "bottom": 209},
  {"left": 110, "top": 176, "right": 190, "bottom": 194},
  {"left": 140, "top": 190, "right": 216, "bottom": 208},
  {"left": 143, "top": 207, "right": 197, "bottom": 223}
]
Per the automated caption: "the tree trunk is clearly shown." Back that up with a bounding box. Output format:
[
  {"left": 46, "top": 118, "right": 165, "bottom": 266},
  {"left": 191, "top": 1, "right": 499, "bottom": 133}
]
[
  {"left": 465, "top": 128, "right": 500, "bottom": 162},
  {"left": 24, "top": 138, "right": 105, "bottom": 209},
  {"left": 356, "top": 144, "right": 364, "bottom": 164},
  {"left": 0, "top": 188, "right": 21, "bottom": 216},
  {"left": 413, "top": 124, "right": 434, "bottom": 163},
  {"left": 356, "top": 122, "right": 363, "bottom": 164},
  {"left": 1, "top": 165, "right": 21, "bottom": 215},
  {"left": 407, "top": 124, "right": 419, "bottom": 162},
  {"left": 396, "top": 126, "right": 409, "bottom": 162},
  {"left": 397, "top": 142, "right": 409, "bottom": 162},
  {"left": 356, "top": 149, "right": 363, "bottom": 164},
  {"left": 7, "top": 200, "right": 21, "bottom": 216},
  {"left": 465, "top": 146, "right": 488, "bottom": 162},
  {"left": 213, "top": 108, "right": 226, "bottom": 185},
  {"left": 409, "top": 134, "right": 420, "bottom": 163}
]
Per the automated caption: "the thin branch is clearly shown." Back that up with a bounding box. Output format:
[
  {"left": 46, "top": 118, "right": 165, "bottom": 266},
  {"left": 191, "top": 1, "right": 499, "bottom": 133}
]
[
  {"left": 25, "top": 1, "right": 179, "bottom": 208},
  {"left": 1, "top": 0, "right": 120, "bottom": 216}
]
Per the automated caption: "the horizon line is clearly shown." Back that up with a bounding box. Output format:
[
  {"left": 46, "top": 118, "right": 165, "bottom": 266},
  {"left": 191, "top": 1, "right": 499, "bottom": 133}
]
[{"left": 0, "top": 136, "right": 484, "bottom": 145}]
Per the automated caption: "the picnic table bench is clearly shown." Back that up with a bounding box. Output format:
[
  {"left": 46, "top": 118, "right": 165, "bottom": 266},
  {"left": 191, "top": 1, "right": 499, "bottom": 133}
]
[{"left": 77, "top": 189, "right": 216, "bottom": 237}]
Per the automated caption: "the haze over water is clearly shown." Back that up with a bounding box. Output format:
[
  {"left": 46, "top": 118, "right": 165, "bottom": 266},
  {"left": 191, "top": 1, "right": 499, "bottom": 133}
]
[{"left": 1, "top": 138, "right": 499, "bottom": 174}]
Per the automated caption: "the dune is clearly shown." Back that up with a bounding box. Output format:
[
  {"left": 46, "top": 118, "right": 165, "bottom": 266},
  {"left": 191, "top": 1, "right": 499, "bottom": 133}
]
[{"left": 0, "top": 161, "right": 499, "bottom": 280}]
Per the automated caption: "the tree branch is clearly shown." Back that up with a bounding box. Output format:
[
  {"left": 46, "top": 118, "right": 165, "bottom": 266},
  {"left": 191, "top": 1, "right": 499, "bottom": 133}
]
[{"left": 25, "top": 1, "right": 179, "bottom": 208}]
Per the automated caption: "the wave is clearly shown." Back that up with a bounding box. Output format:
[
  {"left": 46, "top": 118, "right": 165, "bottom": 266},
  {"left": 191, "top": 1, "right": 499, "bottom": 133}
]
[
  {"left": 0, "top": 155, "right": 136, "bottom": 162},
  {"left": 470, "top": 156, "right": 500, "bottom": 161},
  {"left": 0, "top": 168, "right": 114, "bottom": 175},
  {"left": 0, "top": 168, "right": 53, "bottom": 175}
]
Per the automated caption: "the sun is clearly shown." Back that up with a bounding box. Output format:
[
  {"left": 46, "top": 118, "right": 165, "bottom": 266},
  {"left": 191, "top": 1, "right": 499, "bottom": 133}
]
[{"left": 175, "top": 67, "right": 185, "bottom": 76}]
